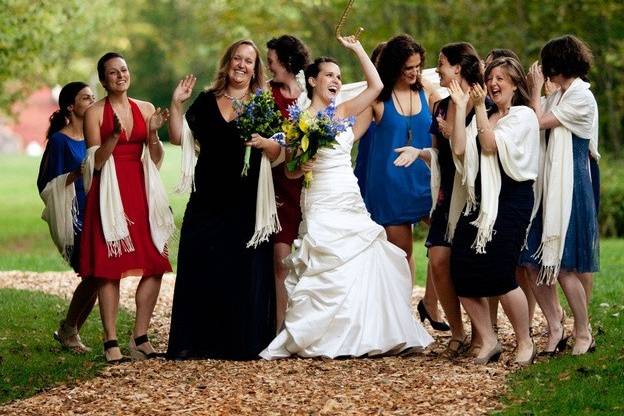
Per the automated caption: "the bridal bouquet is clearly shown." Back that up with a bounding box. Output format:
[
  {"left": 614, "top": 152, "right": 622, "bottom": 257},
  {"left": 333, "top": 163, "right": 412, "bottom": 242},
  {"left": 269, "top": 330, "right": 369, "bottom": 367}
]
[
  {"left": 283, "top": 100, "right": 354, "bottom": 188},
  {"left": 234, "top": 89, "right": 284, "bottom": 176}
]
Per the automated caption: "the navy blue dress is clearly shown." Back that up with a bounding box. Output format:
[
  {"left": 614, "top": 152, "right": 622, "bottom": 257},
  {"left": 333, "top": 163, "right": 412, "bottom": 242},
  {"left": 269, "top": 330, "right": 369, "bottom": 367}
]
[
  {"left": 37, "top": 132, "right": 86, "bottom": 272},
  {"left": 354, "top": 123, "right": 375, "bottom": 198},
  {"left": 426, "top": 97, "right": 481, "bottom": 248},
  {"left": 364, "top": 89, "right": 432, "bottom": 226},
  {"left": 519, "top": 135, "right": 599, "bottom": 273},
  {"left": 450, "top": 142, "right": 534, "bottom": 298}
]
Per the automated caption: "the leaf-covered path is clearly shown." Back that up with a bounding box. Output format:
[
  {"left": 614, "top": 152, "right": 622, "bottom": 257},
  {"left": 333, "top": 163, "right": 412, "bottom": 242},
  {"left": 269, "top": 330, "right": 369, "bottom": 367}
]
[{"left": 0, "top": 271, "right": 537, "bottom": 415}]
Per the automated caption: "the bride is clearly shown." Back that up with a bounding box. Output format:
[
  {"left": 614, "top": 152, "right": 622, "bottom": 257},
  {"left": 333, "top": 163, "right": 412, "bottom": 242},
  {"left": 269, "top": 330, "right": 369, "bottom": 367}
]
[{"left": 260, "top": 36, "right": 433, "bottom": 359}]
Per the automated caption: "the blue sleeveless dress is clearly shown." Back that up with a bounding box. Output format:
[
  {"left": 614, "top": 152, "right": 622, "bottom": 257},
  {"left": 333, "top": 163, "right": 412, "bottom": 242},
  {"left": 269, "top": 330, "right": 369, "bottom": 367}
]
[{"left": 364, "top": 89, "right": 432, "bottom": 226}]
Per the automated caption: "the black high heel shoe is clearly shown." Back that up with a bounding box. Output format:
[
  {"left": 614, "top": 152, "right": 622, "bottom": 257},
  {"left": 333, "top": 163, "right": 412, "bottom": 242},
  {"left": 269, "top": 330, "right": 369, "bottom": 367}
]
[
  {"left": 539, "top": 330, "right": 569, "bottom": 357},
  {"left": 417, "top": 300, "right": 450, "bottom": 332}
]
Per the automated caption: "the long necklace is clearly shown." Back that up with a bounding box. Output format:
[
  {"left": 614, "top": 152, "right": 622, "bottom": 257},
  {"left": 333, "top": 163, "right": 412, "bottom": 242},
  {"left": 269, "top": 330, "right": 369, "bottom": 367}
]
[{"left": 393, "top": 89, "right": 413, "bottom": 145}]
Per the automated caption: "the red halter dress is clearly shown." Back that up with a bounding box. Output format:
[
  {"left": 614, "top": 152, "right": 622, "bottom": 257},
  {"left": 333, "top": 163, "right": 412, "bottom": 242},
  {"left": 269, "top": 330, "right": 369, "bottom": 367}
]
[{"left": 80, "top": 98, "right": 172, "bottom": 279}]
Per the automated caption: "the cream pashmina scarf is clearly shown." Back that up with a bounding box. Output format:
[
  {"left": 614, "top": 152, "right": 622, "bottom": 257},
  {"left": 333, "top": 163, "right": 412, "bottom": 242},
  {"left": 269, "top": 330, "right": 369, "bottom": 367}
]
[{"left": 447, "top": 106, "right": 539, "bottom": 253}]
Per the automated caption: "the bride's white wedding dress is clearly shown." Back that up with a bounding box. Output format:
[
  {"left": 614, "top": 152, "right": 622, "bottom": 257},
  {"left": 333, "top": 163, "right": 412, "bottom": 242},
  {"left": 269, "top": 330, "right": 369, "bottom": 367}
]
[{"left": 260, "top": 128, "right": 433, "bottom": 359}]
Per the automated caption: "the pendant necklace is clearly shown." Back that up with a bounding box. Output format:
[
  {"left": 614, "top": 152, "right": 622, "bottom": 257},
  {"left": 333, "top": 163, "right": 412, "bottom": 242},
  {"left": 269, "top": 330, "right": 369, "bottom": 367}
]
[{"left": 393, "top": 89, "right": 413, "bottom": 145}]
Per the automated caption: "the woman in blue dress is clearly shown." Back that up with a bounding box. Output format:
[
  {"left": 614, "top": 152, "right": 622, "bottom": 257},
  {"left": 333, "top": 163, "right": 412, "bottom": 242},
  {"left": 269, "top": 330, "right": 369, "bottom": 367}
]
[
  {"left": 522, "top": 35, "right": 599, "bottom": 356},
  {"left": 37, "top": 81, "right": 98, "bottom": 353},
  {"left": 360, "top": 35, "right": 446, "bottom": 328}
]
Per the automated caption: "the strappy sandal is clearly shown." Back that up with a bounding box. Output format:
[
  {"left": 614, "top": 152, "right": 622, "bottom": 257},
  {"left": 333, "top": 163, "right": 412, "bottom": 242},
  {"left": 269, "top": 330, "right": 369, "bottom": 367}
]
[
  {"left": 129, "top": 334, "right": 164, "bottom": 360},
  {"left": 440, "top": 336, "right": 469, "bottom": 360},
  {"left": 103, "top": 339, "right": 130, "bottom": 364}
]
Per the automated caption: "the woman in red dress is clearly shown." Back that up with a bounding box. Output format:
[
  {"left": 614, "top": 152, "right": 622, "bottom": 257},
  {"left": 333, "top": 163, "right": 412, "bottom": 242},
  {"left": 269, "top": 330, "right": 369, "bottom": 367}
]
[
  {"left": 81, "top": 52, "right": 172, "bottom": 363},
  {"left": 265, "top": 35, "right": 311, "bottom": 330}
]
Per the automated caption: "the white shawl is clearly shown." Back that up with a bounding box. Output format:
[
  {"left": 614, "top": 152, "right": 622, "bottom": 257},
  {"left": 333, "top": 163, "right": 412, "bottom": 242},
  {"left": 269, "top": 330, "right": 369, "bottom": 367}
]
[
  {"left": 176, "top": 115, "right": 281, "bottom": 248},
  {"left": 447, "top": 106, "right": 540, "bottom": 253},
  {"left": 534, "top": 78, "right": 598, "bottom": 285},
  {"left": 84, "top": 144, "right": 174, "bottom": 257},
  {"left": 423, "top": 147, "right": 440, "bottom": 217},
  {"left": 40, "top": 173, "right": 78, "bottom": 262}
]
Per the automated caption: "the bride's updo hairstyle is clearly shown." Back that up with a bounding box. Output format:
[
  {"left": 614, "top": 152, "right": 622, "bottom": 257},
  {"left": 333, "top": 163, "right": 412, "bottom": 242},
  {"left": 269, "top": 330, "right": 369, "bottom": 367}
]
[{"left": 304, "top": 56, "right": 339, "bottom": 99}]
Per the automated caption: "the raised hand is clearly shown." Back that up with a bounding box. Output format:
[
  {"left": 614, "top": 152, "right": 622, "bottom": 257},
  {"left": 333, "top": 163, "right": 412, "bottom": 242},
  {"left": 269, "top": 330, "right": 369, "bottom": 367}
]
[
  {"left": 448, "top": 79, "right": 469, "bottom": 108},
  {"left": 527, "top": 61, "right": 544, "bottom": 95},
  {"left": 337, "top": 35, "right": 363, "bottom": 53},
  {"left": 149, "top": 107, "right": 170, "bottom": 132},
  {"left": 470, "top": 83, "right": 487, "bottom": 106},
  {"left": 172, "top": 74, "right": 196, "bottom": 104},
  {"left": 393, "top": 146, "right": 421, "bottom": 167},
  {"left": 544, "top": 79, "right": 560, "bottom": 96}
]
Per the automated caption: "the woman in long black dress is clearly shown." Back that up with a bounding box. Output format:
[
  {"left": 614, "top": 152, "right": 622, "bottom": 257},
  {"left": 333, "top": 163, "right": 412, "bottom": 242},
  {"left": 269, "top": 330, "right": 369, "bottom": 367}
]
[
  {"left": 166, "top": 40, "right": 281, "bottom": 360},
  {"left": 447, "top": 58, "right": 539, "bottom": 365}
]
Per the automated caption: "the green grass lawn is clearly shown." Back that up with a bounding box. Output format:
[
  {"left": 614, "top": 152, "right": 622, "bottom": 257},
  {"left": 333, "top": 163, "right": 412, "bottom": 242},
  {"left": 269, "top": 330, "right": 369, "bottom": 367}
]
[
  {"left": 499, "top": 240, "right": 624, "bottom": 415},
  {"left": 0, "top": 288, "right": 133, "bottom": 405}
]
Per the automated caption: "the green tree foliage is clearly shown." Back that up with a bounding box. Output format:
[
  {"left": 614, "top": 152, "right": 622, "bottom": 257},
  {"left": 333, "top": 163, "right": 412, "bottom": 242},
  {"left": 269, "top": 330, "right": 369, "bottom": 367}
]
[
  {"left": 0, "top": 0, "right": 120, "bottom": 110},
  {"left": 1, "top": 0, "right": 623, "bottom": 151}
]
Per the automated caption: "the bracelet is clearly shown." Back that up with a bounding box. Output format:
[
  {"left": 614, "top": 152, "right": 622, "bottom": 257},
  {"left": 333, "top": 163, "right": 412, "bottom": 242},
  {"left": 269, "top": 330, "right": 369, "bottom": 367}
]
[{"left": 477, "top": 126, "right": 492, "bottom": 134}]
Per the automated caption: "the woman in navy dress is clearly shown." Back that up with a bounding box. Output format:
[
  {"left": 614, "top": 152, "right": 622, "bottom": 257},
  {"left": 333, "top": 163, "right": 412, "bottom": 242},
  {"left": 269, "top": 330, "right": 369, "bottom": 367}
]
[
  {"left": 522, "top": 35, "right": 599, "bottom": 355},
  {"left": 37, "top": 81, "right": 98, "bottom": 353},
  {"left": 353, "top": 41, "right": 386, "bottom": 198}
]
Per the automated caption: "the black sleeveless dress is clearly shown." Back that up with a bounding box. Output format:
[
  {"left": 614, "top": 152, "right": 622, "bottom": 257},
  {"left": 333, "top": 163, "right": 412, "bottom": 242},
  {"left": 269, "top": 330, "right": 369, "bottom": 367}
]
[{"left": 167, "top": 91, "right": 276, "bottom": 360}]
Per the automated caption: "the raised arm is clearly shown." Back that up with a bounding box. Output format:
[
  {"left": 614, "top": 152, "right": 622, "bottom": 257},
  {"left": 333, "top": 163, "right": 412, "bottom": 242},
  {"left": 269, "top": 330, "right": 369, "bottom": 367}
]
[
  {"left": 470, "top": 84, "right": 497, "bottom": 153},
  {"left": 527, "top": 61, "right": 561, "bottom": 130},
  {"left": 85, "top": 103, "right": 122, "bottom": 170},
  {"left": 169, "top": 74, "right": 196, "bottom": 146},
  {"left": 448, "top": 80, "right": 470, "bottom": 157},
  {"left": 336, "top": 36, "right": 383, "bottom": 119}
]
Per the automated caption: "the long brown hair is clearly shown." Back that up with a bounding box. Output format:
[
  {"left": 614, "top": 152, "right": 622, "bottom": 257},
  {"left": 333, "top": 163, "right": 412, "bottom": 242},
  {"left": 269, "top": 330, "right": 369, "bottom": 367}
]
[
  {"left": 208, "top": 40, "right": 265, "bottom": 95},
  {"left": 376, "top": 34, "right": 425, "bottom": 102}
]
